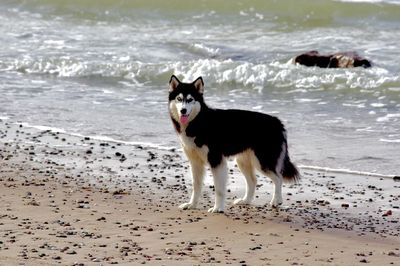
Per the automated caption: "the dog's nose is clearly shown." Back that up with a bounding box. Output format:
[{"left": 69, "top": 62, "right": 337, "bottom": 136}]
[{"left": 180, "top": 108, "right": 187, "bottom": 115}]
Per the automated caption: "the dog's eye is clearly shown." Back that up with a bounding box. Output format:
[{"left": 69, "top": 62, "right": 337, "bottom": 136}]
[
  {"left": 187, "top": 98, "right": 193, "bottom": 103},
  {"left": 176, "top": 97, "right": 182, "bottom": 102}
]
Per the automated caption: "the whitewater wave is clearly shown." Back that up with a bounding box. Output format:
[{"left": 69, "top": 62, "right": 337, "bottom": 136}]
[{"left": 2, "top": 57, "right": 399, "bottom": 91}]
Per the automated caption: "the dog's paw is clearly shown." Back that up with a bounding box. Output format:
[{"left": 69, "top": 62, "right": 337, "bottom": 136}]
[
  {"left": 270, "top": 198, "right": 283, "bottom": 208},
  {"left": 233, "top": 198, "right": 251, "bottom": 205},
  {"left": 208, "top": 206, "right": 224, "bottom": 213},
  {"left": 179, "top": 202, "right": 197, "bottom": 210}
]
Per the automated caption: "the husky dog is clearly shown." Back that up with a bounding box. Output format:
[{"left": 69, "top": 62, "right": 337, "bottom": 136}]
[{"left": 168, "top": 75, "right": 299, "bottom": 213}]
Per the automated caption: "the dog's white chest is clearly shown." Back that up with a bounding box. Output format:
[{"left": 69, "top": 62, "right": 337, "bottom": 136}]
[
  {"left": 179, "top": 132, "right": 196, "bottom": 149},
  {"left": 179, "top": 132, "right": 209, "bottom": 163}
]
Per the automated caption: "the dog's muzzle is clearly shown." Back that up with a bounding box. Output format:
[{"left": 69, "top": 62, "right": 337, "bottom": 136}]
[{"left": 180, "top": 114, "right": 189, "bottom": 124}]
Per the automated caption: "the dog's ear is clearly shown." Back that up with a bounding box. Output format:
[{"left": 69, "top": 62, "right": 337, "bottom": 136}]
[
  {"left": 193, "top": 77, "right": 204, "bottom": 94},
  {"left": 169, "top": 75, "right": 180, "bottom": 92}
]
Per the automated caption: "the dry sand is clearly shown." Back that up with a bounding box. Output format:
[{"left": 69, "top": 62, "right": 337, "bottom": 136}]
[{"left": 0, "top": 120, "right": 399, "bottom": 265}]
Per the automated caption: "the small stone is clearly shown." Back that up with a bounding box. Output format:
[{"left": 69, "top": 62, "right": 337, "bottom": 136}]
[
  {"left": 27, "top": 200, "right": 40, "bottom": 206},
  {"left": 382, "top": 210, "right": 392, "bottom": 217}
]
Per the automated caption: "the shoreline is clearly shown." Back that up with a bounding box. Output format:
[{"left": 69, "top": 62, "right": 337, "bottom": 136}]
[
  {"left": 1, "top": 120, "right": 399, "bottom": 265},
  {"left": 12, "top": 120, "right": 400, "bottom": 180}
]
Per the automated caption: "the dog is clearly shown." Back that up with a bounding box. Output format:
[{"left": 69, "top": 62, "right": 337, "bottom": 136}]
[
  {"left": 168, "top": 75, "right": 299, "bottom": 213},
  {"left": 294, "top": 50, "right": 371, "bottom": 68}
]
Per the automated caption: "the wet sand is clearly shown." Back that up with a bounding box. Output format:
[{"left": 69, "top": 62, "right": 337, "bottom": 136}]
[{"left": 0, "top": 120, "right": 399, "bottom": 265}]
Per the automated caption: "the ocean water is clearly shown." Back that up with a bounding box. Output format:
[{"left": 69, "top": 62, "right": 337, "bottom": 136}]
[{"left": 0, "top": 0, "right": 399, "bottom": 176}]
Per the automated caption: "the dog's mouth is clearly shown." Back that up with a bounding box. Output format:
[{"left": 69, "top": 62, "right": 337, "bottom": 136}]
[{"left": 180, "top": 114, "right": 190, "bottom": 124}]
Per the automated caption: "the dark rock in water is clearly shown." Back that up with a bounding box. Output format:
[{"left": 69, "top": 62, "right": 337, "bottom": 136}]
[
  {"left": 393, "top": 176, "right": 400, "bottom": 181},
  {"left": 293, "top": 51, "right": 371, "bottom": 68}
]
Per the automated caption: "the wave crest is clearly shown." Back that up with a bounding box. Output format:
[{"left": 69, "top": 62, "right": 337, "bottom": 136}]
[{"left": 2, "top": 57, "right": 399, "bottom": 92}]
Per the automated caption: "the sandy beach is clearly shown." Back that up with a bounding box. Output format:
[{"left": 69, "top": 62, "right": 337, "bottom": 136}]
[
  {"left": 0, "top": 120, "right": 399, "bottom": 265},
  {"left": 1, "top": 1, "right": 400, "bottom": 265}
]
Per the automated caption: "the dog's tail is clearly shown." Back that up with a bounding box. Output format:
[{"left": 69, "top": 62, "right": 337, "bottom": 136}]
[{"left": 282, "top": 153, "right": 300, "bottom": 183}]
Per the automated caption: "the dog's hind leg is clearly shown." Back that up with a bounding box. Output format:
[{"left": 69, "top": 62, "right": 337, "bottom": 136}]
[
  {"left": 208, "top": 158, "right": 228, "bottom": 213},
  {"left": 267, "top": 172, "right": 283, "bottom": 208},
  {"left": 234, "top": 153, "right": 256, "bottom": 205},
  {"left": 179, "top": 149, "right": 205, "bottom": 210}
]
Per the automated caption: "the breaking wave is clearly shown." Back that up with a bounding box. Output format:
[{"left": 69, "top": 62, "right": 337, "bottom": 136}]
[{"left": 2, "top": 57, "right": 399, "bottom": 92}]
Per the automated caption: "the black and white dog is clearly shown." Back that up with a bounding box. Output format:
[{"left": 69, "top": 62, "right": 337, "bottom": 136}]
[{"left": 168, "top": 75, "right": 299, "bottom": 213}]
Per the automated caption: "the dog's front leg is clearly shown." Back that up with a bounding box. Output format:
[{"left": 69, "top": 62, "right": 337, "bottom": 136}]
[
  {"left": 179, "top": 151, "right": 205, "bottom": 210},
  {"left": 208, "top": 158, "right": 228, "bottom": 213}
]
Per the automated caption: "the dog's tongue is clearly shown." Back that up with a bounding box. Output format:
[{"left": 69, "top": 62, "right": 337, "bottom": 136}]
[{"left": 180, "top": 115, "right": 189, "bottom": 124}]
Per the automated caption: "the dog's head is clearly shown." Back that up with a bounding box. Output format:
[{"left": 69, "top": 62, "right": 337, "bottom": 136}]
[{"left": 168, "top": 75, "right": 204, "bottom": 130}]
